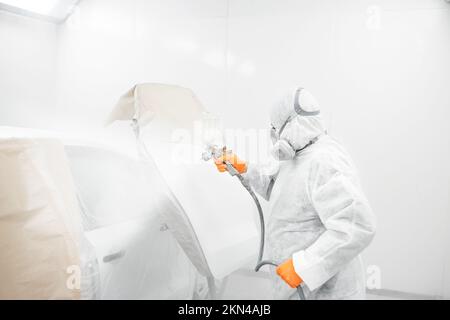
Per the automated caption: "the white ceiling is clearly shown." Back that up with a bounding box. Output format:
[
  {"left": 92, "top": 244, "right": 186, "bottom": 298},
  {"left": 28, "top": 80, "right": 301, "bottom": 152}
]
[{"left": 0, "top": 0, "right": 80, "bottom": 23}]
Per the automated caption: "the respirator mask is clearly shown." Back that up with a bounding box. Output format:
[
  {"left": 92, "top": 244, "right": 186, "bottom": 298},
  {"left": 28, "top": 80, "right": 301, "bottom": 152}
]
[
  {"left": 270, "top": 119, "right": 296, "bottom": 161},
  {"left": 270, "top": 88, "right": 321, "bottom": 161}
]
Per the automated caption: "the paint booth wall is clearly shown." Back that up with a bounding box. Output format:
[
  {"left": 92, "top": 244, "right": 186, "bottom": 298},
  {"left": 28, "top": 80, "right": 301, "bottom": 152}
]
[
  {"left": 0, "top": 11, "right": 57, "bottom": 127},
  {"left": 221, "top": 0, "right": 450, "bottom": 299},
  {"left": 1, "top": 0, "right": 450, "bottom": 298}
]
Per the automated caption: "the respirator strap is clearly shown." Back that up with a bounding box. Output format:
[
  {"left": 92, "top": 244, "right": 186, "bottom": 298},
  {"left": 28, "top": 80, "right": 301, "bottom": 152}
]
[{"left": 295, "top": 134, "right": 323, "bottom": 155}]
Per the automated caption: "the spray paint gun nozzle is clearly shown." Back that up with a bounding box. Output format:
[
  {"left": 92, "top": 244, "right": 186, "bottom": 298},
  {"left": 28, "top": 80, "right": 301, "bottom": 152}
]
[
  {"left": 202, "top": 145, "right": 240, "bottom": 176},
  {"left": 201, "top": 145, "right": 224, "bottom": 162}
]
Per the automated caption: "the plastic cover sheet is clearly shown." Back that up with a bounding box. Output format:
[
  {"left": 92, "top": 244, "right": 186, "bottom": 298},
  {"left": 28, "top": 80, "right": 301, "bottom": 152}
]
[
  {"left": 65, "top": 144, "right": 208, "bottom": 299},
  {"left": 107, "top": 84, "right": 260, "bottom": 280},
  {"left": 0, "top": 137, "right": 91, "bottom": 299}
]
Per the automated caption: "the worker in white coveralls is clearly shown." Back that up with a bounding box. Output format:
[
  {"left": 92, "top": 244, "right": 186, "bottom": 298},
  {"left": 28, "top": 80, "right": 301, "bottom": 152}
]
[{"left": 214, "top": 87, "right": 376, "bottom": 299}]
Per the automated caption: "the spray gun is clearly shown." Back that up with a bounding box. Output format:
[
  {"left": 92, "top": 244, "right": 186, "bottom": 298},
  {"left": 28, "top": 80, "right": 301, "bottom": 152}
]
[
  {"left": 202, "top": 144, "right": 306, "bottom": 300},
  {"left": 202, "top": 145, "right": 239, "bottom": 176}
]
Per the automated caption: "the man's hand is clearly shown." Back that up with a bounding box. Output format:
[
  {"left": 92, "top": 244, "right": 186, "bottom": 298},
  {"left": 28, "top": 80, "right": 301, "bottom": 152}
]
[
  {"left": 214, "top": 153, "right": 247, "bottom": 174},
  {"left": 276, "top": 258, "right": 303, "bottom": 288}
]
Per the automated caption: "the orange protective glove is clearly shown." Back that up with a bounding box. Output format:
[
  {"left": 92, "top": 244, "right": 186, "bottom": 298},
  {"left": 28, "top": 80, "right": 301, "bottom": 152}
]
[
  {"left": 276, "top": 258, "right": 303, "bottom": 288},
  {"left": 214, "top": 153, "right": 247, "bottom": 174}
]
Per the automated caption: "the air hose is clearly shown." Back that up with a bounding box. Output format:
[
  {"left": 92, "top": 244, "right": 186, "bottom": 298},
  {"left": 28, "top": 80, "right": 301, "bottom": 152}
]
[{"left": 222, "top": 161, "right": 306, "bottom": 300}]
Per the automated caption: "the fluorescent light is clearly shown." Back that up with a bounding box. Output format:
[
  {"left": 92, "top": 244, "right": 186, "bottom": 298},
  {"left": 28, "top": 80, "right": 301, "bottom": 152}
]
[
  {"left": 0, "top": 0, "right": 59, "bottom": 15},
  {"left": 0, "top": 0, "right": 79, "bottom": 23}
]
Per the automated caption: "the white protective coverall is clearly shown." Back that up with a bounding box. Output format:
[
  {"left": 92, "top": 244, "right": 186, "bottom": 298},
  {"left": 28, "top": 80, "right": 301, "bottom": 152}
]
[{"left": 244, "top": 88, "right": 376, "bottom": 299}]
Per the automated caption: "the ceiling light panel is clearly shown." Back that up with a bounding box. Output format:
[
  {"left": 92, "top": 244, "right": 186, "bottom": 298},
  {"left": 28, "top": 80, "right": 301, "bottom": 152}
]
[{"left": 0, "top": 0, "right": 80, "bottom": 23}]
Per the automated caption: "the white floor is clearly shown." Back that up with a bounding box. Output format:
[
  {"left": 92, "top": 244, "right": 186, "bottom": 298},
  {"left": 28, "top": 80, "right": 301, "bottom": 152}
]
[
  {"left": 220, "top": 269, "right": 273, "bottom": 300},
  {"left": 219, "top": 268, "right": 435, "bottom": 300}
]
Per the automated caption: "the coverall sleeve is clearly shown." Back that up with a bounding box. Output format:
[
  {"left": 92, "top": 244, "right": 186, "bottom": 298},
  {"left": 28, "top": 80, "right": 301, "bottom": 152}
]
[
  {"left": 243, "top": 163, "right": 277, "bottom": 201},
  {"left": 292, "top": 157, "right": 376, "bottom": 291}
]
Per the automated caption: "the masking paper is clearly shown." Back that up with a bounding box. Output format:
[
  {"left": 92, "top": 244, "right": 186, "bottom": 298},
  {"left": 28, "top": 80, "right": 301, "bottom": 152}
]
[{"left": 0, "top": 138, "right": 81, "bottom": 299}]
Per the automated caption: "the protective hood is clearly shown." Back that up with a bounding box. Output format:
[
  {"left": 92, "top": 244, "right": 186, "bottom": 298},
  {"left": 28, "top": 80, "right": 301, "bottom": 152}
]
[{"left": 270, "top": 88, "right": 326, "bottom": 151}]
